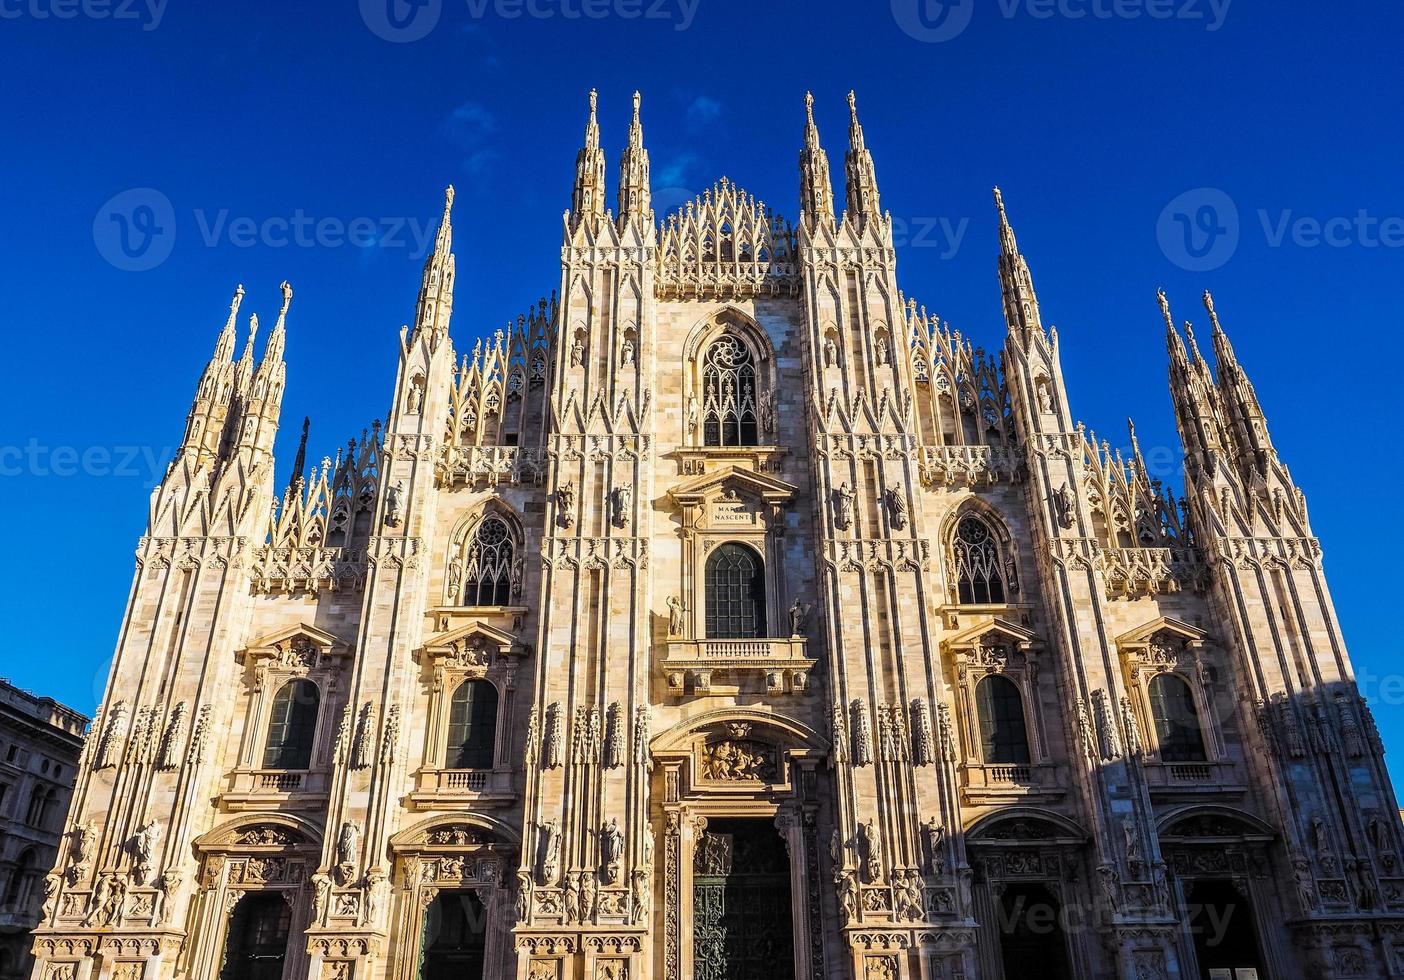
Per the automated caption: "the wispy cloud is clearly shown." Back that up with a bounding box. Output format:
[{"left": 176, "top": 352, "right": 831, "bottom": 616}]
[{"left": 686, "top": 95, "right": 723, "bottom": 128}]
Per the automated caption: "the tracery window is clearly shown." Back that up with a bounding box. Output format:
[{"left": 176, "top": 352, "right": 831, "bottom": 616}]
[
  {"left": 464, "top": 517, "right": 514, "bottom": 607},
  {"left": 975, "top": 675, "right": 1031, "bottom": 764},
  {"left": 262, "top": 680, "right": 319, "bottom": 771},
  {"left": 445, "top": 680, "right": 499, "bottom": 770},
  {"left": 705, "top": 543, "right": 766, "bottom": 639},
  {"left": 702, "top": 335, "right": 760, "bottom": 447},
  {"left": 1148, "top": 674, "right": 1208, "bottom": 762},
  {"left": 953, "top": 515, "right": 1008, "bottom": 605}
]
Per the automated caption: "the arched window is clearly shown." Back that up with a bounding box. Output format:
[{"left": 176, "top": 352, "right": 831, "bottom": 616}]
[
  {"left": 701, "top": 335, "right": 760, "bottom": 447},
  {"left": 975, "top": 675, "right": 1031, "bottom": 764},
  {"left": 953, "top": 515, "right": 1007, "bottom": 605},
  {"left": 705, "top": 543, "right": 766, "bottom": 639},
  {"left": 1148, "top": 674, "right": 1208, "bottom": 762},
  {"left": 3, "top": 850, "right": 34, "bottom": 908},
  {"left": 219, "top": 892, "right": 292, "bottom": 980},
  {"left": 445, "top": 680, "right": 499, "bottom": 770},
  {"left": 262, "top": 680, "right": 320, "bottom": 771},
  {"left": 25, "top": 786, "right": 46, "bottom": 827},
  {"left": 463, "top": 517, "right": 514, "bottom": 607}
]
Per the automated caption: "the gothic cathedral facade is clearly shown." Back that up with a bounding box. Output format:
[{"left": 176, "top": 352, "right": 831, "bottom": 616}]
[{"left": 30, "top": 92, "right": 1404, "bottom": 980}]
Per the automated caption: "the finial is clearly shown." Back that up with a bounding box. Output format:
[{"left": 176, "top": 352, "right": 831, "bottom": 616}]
[
  {"left": 589, "top": 88, "right": 598, "bottom": 114},
  {"left": 278, "top": 280, "right": 293, "bottom": 316},
  {"left": 848, "top": 90, "right": 858, "bottom": 115},
  {"left": 632, "top": 90, "right": 641, "bottom": 120},
  {"left": 1156, "top": 288, "right": 1174, "bottom": 333},
  {"left": 444, "top": 185, "right": 455, "bottom": 213},
  {"left": 1202, "top": 289, "right": 1224, "bottom": 334},
  {"left": 993, "top": 186, "right": 1007, "bottom": 218},
  {"left": 805, "top": 91, "right": 815, "bottom": 123}
]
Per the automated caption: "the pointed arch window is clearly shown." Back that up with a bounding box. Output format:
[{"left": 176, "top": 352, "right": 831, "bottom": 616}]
[
  {"left": 705, "top": 543, "right": 766, "bottom": 639},
  {"left": 262, "top": 679, "right": 320, "bottom": 770},
  {"left": 464, "top": 516, "right": 514, "bottom": 607},
  {"left": 1148, "top": 674, "right": 1208, "bottom": 762},
  {"left": 702, "top": 335, "right": 760, "bottom": 447},
  {"left": 975, "top": 675, "right": 1031, "bottom": 764},
  {"left": 953, "top": 515, "right": 1008, "bottom": 605},
  {"left": 445, "top": 680, "right": 499, "bottom": 770}
]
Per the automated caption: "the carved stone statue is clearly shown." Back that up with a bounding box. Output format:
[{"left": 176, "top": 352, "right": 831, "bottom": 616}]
[
  {"left": 41, "top": 873, "right": 61, "bottom": 920},
  {"left": 385, "top": 480, "right": 405, "bottom": 527},
  {"left": 557, "top": 482, "right": 576, "bottom": 528},
  {"left": 924, "top": 818, "right": 946, "bottom": 876},
  {"left": 69, "top": 824, "right": 96, "bottom": 884},
  {"left": 834, "top": 868, "right": 859, "bottom": 923},
  {"left": 130, "top": 819, "right": 161, "bottom": 886},
  {"left": 885, "top": 485, "right": 908, "bottom": 530},
  {"left": 788, "top": 598, "right": 811, "bottom": 637},
  {"left": 538, "top": 820, "right": 561, "bottom": 884},
  {"left": 835, "top": 482, "right": 856, "bottom": 530},
  {"left": 610, "top": 486, "right": 631, "bottom": 528},
  {"left": 312, "top": 871, "right": 332, "bottom": 923},
  {"left": 601, "top": 818, "right": 625, "bottom": 883},
  {"left": 666, "top": 595, "right": 685, "bottom": 637},
  {"left": 335, "top": 821, "right": 361, "bottom": 886},
  {"left": 857, "top": 818, "right": 882, "bottom": 883},
  {"left": 515, "top": 871, "right": 532, "bottom": 922},
  {"left": 631, "top": 868, "right": 651, "bottom": 923},
  {"left": 571, "top": 334, "right": 586, "bottom": 367}
]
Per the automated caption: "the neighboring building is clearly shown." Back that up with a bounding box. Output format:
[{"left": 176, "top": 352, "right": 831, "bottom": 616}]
[
  {"left": 0, "top": 681, "right": 85, "bottom": 980},
  {"left": 27, "top": 91, "right": 1404, "bottom": 980}
]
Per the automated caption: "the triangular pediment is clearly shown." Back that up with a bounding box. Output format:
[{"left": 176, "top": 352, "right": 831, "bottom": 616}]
[
  {"left": 242, "top": 622, "right": 347, "bottom": 657},
  {"left": 1116, "top": 616, "right": 1208, "bottom": 650},
  {"left": 423, "top": 621, "right": 528, "bottom": 658},
  {"left": 669, "top": 465, "right": 799, "bottom": 506},
  {"left": 943, "top": 616, "right": 1042, "bottom": 654}
]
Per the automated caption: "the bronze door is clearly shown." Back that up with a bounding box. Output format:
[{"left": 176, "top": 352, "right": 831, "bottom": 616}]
[{"left": 692, "top": 819, "right": 794, "bottom": 980}]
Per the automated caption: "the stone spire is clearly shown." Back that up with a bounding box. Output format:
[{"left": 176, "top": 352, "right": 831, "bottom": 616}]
[
  {"left": 572, "top": 89, "right": 607, "bottom": 226},
  {"left": 1162, "top": 289, "right": 1226, "bottom": 464},
  {"left": 617, "top": 90, "right": 652, "bottom": 229},
  {"left": 843, "top": 91, "right": 882, "bottom": 224},
  {"left": 1204, "top": 290, "right": 1277, "bottom": 471},
  {"left": 413, "top": 187, "right": 456, "bottom": 341},
  {"left": 799, "top": 92, "right": 834, "bottom": 228},
  {"left": 288, "top": 415, "right": 310, "bottom": 491},
  {"left": 180, "top": 285, "right": 245, "bottom": 460},
  {"left": 994, "top": 188, "right": 1046, "bottom": 348}
]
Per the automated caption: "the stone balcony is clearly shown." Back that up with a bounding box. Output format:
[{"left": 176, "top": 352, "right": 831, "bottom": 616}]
[
  {"left": 407, "top": 768, "right": 516, "bottom": 810},
  {"left": 1144, "top": 759, "right": 1245, "bottom": 798},
  {"left": 662, "top": 637, "right": 815, "bottom": 697},
  {"left": 221, "top": 768, "right": 331, "bottom": 811},
  {"left": 960, "top": 762, "right": 1065, "bottom": 805}
]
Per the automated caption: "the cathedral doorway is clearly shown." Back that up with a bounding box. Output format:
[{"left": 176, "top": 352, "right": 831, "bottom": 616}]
[
  {"left": 692, "top": 818, "right": 794, "bottom": 980},
  {"left": 418, "top": 890, "right": 487, "bottom": 980},
  {"left": 218, "top": 893, "right": 292, "bottom": 980},
  {"left": 1185, "top": 879, "right": 1267, "bottom": 979},
  {"left": 996, "top": 883, "right": 1072, "bottom": 980}
]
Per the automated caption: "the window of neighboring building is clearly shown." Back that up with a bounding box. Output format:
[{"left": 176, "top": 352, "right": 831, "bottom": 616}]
[
  {"left": 445, "top": 680, "right": 499, "bottom": 771},
  {"left": 975, "top": 675, "right": 1031, "bottom": 764},
  {"left": 262, "top": 680, "right": 320, "bottom": 771},
  {"left": 705, "top": 543, "right": 767, "bottom": 639}
]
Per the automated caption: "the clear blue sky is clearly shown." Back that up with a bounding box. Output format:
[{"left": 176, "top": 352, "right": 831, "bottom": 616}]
[{"left": 2, "top": 1, "right": 1401, "bottom": 783}]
